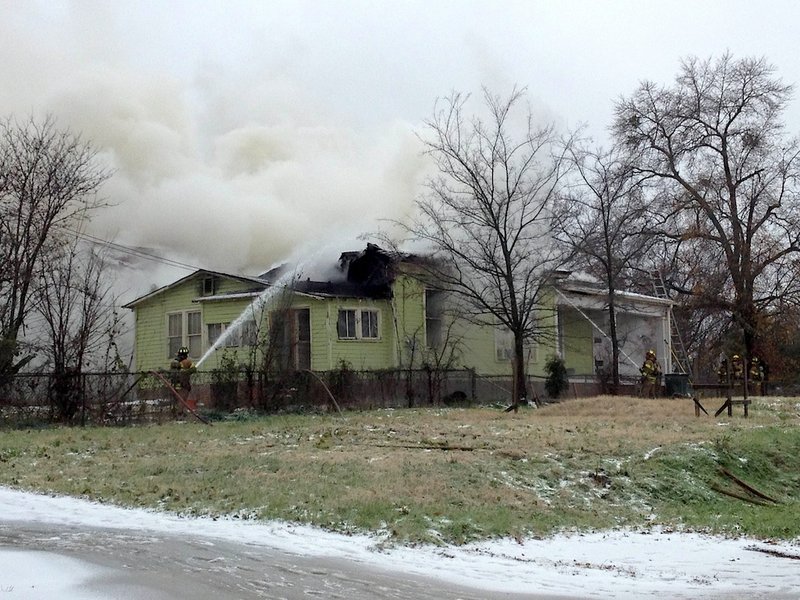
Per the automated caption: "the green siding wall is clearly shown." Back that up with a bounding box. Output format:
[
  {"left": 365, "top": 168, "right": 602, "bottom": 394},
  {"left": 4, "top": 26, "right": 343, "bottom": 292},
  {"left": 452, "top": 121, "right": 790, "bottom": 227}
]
[
  {"left": 313, "top": 298, "right": 395, "bottom": 371},
  {"left": 131, "top": 275, "right": 262, "bottom": 372},
  {"left": 559, "top": 307, "right": 594, "bottom": 376},
  {"left": 130, "top": 271, "right": 589, "bottom": 378}
]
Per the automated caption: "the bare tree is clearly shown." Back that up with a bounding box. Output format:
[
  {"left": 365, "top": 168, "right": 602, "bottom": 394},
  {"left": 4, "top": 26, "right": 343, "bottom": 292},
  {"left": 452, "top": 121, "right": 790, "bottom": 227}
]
[
  {"left": 613, "top": 54, "right": 800, "bottom": 364},
  {"left": 0, "top": 115, "right": 110, "bottom": 383},
  {"left": 406, "top": 87, "right": 569, "bottom": 409},
  {"left": 553, "top": 143, "right": 653, "bottom": 391},
  {"left": 34, "top": 234, "right": 118, "bottom": 421},
  {"left": 399, "top": 294, "right": 465, "bottom": 406}
]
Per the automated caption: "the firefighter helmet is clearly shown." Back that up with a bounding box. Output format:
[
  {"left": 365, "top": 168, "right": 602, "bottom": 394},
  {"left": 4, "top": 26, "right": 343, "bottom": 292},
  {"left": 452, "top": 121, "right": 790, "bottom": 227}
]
[{"left": 178, "top": 346, "right": 189, "bottom": 357}]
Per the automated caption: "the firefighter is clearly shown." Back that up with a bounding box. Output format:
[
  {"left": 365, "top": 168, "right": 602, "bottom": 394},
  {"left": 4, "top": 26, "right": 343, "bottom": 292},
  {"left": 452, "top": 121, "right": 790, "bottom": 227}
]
[
  {"left": 170, "top": 346, "right": 197, "bottom": 410},
  {"left": 749, "top": 356, "right": 765, "bottom": 395},
  {"left": 639, "top": 349, "right": 662, "bottom": 399},
  {"left": 717, "top": 358, "right": 729, "bottom": 385},
  {"left": 731, "top": 354, "right": 744, "bottom": 383}
]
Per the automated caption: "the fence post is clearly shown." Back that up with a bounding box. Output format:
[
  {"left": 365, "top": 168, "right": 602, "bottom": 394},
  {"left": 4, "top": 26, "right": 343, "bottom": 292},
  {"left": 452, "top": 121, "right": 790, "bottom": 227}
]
[
  {"left": 80, "top": 372, "right": 87, "bottom": 427},
  {"left": 468, "top": 368, "right": 476, "bottom": 403}
]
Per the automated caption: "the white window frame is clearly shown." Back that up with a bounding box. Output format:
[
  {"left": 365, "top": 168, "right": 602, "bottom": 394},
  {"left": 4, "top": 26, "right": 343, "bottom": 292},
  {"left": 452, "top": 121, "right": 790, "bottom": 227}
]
[
  {"left": 207, "top": 322, "right": 238, "bottom": 348},
  {"left": 361, "top": 309, "right": 379, "bottom": 339},
  {"left": 166, "top": 310, "right": 202, "bottom": 358},
  {"left": 425, "top": 289, "right": 445, "bottom": 348},
  {"left": 337, "top": 308, "right": 380, "bottom": 340}
]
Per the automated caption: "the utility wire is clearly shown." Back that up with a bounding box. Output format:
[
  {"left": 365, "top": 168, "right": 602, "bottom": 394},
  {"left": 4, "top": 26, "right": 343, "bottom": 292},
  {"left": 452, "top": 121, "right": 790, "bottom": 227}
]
[{"left": 58, "top": 226, "right": 204, "bottom": 273}]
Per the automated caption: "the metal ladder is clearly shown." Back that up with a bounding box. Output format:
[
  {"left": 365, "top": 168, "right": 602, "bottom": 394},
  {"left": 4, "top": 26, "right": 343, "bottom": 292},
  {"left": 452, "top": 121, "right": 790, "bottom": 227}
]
[{"left": 651, "top": 271, "right": 691, "bottom": 374}]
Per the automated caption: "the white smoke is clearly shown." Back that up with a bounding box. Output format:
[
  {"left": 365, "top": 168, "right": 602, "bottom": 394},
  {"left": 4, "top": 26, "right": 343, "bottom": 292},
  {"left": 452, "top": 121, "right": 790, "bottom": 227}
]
[{"left": 0, "top": 2, "right": 432, "bottom": 304}]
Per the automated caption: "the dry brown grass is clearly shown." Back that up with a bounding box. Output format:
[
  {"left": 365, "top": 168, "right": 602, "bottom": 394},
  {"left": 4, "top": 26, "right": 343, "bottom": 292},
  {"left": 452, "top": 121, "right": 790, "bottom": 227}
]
[{"left": 1, "top": 394, "right": 797, "bottom": 544}]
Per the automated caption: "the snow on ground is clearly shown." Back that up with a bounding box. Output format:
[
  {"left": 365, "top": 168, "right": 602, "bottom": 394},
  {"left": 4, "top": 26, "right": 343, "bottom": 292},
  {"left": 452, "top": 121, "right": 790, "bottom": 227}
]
[{"left": 2, "top": 486, "right": 799, "bottom": 599}]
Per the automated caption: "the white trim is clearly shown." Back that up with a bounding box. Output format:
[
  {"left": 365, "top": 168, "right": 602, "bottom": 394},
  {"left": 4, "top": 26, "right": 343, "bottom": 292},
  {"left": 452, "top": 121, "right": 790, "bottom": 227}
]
[
  {"left": 165, "top": 309, "right": 203, "bottom": 359},
  {"left": 336, "top": 307, "right": 381, "bottom": 341}
]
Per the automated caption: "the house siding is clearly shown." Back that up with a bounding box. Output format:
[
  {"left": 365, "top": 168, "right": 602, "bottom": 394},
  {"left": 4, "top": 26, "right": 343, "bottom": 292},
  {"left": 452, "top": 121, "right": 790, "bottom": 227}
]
[
  {"left": 559, "top": 307, "right": 599, "bottom": 377},
  {"left": 127, "top": 263, "right": 670, "bottom": 386},
  {"left": 391, "top": 274, "right": 425, "bottom": 367},
  {"left": 133, "top": 280, "right": 204, "bottom": 371},
  {"left": 131, "top": 275, "right": 265, "bottom": 372},
  {"left": 317, "top": 298, "right": 395, "bottom": 371}
]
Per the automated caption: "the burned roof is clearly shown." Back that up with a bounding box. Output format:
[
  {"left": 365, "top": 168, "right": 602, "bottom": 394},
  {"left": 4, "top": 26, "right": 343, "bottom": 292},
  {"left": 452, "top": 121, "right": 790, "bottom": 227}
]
[
  {"left": 291, "top": 279, "right": 393, "bottom": 299},
  {"left": 124, "top": 244, "right": 423, "bottom": 309}
]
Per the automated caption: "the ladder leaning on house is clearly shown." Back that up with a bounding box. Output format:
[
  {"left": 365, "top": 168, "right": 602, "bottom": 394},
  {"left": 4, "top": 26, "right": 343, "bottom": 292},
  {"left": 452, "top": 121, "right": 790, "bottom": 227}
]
[{"left": 651, "top": 271, "right": 691, "bottom": 375}]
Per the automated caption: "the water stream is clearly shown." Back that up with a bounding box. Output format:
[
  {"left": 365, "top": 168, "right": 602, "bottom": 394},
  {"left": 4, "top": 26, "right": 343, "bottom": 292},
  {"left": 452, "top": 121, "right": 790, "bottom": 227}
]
[{"left": 194, "top": 266, "right": 300, "bottom": 369}]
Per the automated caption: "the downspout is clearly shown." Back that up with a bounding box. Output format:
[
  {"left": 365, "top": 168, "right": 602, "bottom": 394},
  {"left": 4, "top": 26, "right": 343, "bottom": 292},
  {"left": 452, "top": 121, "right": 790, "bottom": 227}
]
[
  {"left": 390, "top": 294, "right": 400, "bottom": 368},
  {"left": 664, "top": 307, "right": 673, "bottom": 374},
  {"left": 326, "top": 303, "right": 333, "bottom": 370}
]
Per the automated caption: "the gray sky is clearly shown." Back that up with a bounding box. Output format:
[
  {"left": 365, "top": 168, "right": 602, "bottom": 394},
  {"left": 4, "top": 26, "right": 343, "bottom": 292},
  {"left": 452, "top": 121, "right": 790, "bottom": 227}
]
[{"left": 3, "top": 0, "right": 800, "bottom": 300}]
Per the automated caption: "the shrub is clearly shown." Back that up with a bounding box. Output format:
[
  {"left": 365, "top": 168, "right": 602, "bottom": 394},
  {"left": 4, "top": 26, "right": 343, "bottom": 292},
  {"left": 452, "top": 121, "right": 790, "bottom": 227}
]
[{"left": 544, "top": 355, "right": 569, "bottom": 399}]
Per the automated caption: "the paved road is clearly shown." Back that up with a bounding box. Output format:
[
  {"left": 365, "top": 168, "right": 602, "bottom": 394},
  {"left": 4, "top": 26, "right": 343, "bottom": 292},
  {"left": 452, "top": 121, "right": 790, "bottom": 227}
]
[{"left": 1, "top": 522, "right": 564, "bottom": 599}]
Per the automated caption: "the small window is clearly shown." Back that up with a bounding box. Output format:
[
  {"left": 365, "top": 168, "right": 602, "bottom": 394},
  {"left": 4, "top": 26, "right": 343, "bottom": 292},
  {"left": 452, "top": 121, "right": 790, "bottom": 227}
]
[
  {"left": 224, "top": 324, "right": 237, "bottom": 347},
  {"left": 494, "top": 327, "right": 536, "bottom": 362},
  {"left": 495, "top": 327, "right": 514, "bottom": 362},
  {"left": 425, "top": 289, "right": 444, "bottom": 348},
  {"left": 208, "top": 323, "right": 223, "bottom": 346},
  {"left": 187, "top": 311, "right": 202, "bottom": 357},
  {"left": 361, "top": 309, "right": 379, "bottom": 339},
  {"left": 201, "top": 276, "right": 217, "bottom": 296},
  {"left": 168, "top": 313, "right": 182, "bottom": 358},
  {"left": 337, "top": 308, "right": 379, "bottom": 340},
  {"left": 167, "top": 311, "right": 202, "bottom": 358},
  {"left": 337, "top": 309, "right": 357, "bottom": 339},
  {"left": 209, "top": 323, "right": 239, "bottom": 347},
  {"left": 240, "top": 319, "right": 258, "bottom": 346}
]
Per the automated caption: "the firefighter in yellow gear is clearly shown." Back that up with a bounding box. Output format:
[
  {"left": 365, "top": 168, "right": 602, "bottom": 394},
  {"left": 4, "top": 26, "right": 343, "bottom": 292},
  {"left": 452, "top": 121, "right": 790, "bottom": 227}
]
[
  {"left": 749, "top": 356, "right": 765, "bottom": 395},
  {"left": 731, "top": 354, "right": 744, "bottom": 383},
  {"left": 639, "top": 349, "right": 662, "bottom": 398},
  {"left": 170, "top": 346, "right": 197, "bottom": 410}
]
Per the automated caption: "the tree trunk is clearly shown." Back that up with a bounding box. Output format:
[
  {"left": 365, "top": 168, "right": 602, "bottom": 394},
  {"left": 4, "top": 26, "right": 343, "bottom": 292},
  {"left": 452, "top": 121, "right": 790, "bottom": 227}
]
[
  {"left": 513, "top": 333, "right": 528, "bottom": 409},
  {"left": 608, "top": 288, "right": 621, "bottom": 395}
]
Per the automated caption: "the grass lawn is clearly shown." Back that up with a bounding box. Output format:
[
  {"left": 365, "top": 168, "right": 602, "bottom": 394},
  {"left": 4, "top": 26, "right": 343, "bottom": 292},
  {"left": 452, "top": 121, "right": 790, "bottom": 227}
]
[{"left": 1, "top": 394, "right": 798, "bottom": 545}]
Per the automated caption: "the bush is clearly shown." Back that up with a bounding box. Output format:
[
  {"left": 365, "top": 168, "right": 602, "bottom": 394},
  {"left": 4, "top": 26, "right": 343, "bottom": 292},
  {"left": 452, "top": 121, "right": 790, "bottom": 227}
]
[
  {"left": 544, "top": 355, "right": 569, "bottom": 399},
  {"left": 210, "top": 352, "right": 240, "bottom": 411}
]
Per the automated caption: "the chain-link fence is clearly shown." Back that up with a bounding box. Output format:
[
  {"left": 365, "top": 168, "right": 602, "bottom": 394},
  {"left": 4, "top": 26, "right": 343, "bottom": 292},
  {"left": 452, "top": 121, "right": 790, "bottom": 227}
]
[{"left": 0, "top": 367, "right": 557, "bottom": 427}]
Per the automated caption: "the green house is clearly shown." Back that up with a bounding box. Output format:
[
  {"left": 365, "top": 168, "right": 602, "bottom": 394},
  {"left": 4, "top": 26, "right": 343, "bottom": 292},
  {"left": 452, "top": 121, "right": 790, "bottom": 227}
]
[{"left": 123, "top": 245, "right": 676, "bottom": 398}]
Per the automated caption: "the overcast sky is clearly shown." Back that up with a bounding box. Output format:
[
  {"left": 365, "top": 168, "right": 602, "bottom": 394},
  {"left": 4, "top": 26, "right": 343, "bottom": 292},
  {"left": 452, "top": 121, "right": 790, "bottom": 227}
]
[{"left": 4, "top": 0, "right": 800, "bottom": 300}]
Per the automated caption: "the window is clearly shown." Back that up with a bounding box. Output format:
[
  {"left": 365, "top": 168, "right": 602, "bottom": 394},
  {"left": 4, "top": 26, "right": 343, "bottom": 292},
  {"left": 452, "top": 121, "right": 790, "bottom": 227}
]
[
  {"left": 208, "top": 323, "right": 223, "bottom": 346},
  {"left": 494, "top": 326, "right": 537, "bottom": 362},
  {"left": 240, "top": 319, "right": 259, "bottom": 347},
  {"left": 187, "top": 311, "right": 202, "bottom": 357},
  {"left": 201, "top": 276, "right": 217, "bottom": 296},
  {"left": 295, "top": 308, "right": 311, "bottom": 369},
  {"left": 425, "top": 289, "right": 444, "bottom": 348},
  {"left": 337, "top": 309, "right": 357, "bottom": 339},
  {"left": 337, "top": 308, "right": 379, "bottom": 340},
  {"left": 494, "top": 327, "right": 514, "bottom": 361},
  {"left": 208, "top": 322, "right": 237, "bottom": 347},
  {"left": 167, "top": 310, "right": 202, "bottom": 358},
  {"left": 168, "top": 314, "right": 183, "bottom": 358},
  {"left": 361, "top": 310, "right": 379, "bottom": 339},
  {"left": 270, "top": 308, "right": 311, "bottom": 370}
]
